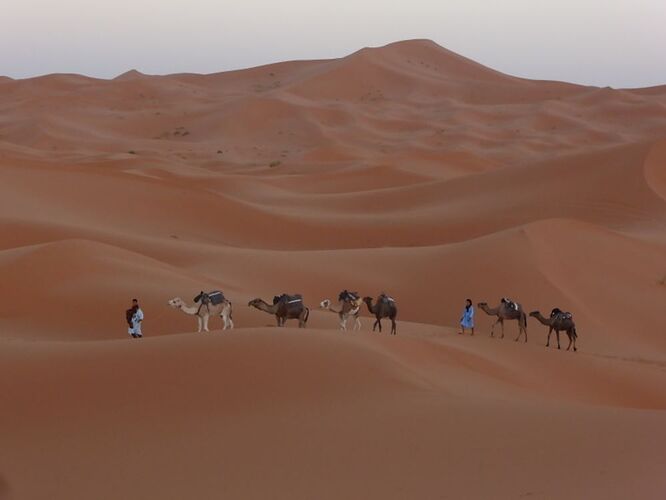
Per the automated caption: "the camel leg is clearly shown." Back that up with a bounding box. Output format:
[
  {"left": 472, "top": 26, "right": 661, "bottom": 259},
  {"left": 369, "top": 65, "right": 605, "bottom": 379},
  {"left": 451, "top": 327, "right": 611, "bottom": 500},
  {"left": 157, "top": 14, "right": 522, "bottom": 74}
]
[
  {"left": 500, "top": 320, "right": 505, "bottom": 339},
  {"left": 546, "top": 327, "right": 553, "bottom": 347},
  {"left": 354, "top": 315, "right": 361, "bottom": 331},
  {"left": 556, "top": 331, "right": 561, "bottom": 349},
  {"left": 339, "top": 314, "right": 347, "bottom": 331},
  {"left": 391, "top": 318, "right": 397, "bottom": 335},
  {"left": 490, "top": 319, "right": 500, "bottom": 338},
  {"left": 203, "top": 314, "right": 210, "bottom": 332},
  {"left": 197, "top": 316, "right": 203, "bottom": 333},
  {"left": 566, "top": 333, "right": 572, "bottom": 351},
  {"left": 515, "top": 321, "right": 526, "bottom": 342}
]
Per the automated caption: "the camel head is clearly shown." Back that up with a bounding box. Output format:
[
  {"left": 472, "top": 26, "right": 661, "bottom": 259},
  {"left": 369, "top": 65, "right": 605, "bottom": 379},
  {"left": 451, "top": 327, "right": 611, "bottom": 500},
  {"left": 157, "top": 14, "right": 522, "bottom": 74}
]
[
  {"left": 320, "top": 299, "right": 332, "bottom": 309},
  {"left": 477, "top": 302, "right": 488, "bottom": 308},
  {"left": 362, "top": 296, "right": 373, "bottom": 304},
  {"left": 248, "top": 298, "right": 263, "bottom": 308},
  {"left": 167, "top": 297, "right": 184, "bottom": 309}
]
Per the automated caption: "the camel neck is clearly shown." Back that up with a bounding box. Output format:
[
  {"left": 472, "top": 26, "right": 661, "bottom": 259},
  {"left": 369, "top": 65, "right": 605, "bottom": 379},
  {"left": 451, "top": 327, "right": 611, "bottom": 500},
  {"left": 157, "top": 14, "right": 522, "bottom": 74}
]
[
  {"left": 256, "top": 300, "right": 279, "bottom": 314},
  {"left": 180, "top": 303, "right": 200, "bottom": 315}
]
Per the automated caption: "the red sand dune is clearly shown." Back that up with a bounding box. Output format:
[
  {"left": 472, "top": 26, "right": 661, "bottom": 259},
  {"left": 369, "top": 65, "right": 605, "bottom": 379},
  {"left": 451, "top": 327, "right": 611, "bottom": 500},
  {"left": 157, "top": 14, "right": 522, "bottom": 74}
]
[{"left": 0, "top": 40, "right": 665, "bottom": 499}]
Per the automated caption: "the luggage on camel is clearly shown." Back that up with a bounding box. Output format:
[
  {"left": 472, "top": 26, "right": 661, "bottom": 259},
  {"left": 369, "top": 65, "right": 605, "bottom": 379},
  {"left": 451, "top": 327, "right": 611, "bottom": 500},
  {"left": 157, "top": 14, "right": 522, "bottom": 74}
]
[
  {"left": 194, "top": 290, "right": 226, "bottom": 306},
  {"left": 379, "top": 293, "right": 395, "bottom": 305},
  {"left": 550, "top": 308, "right": 573, "bottom": 320},
  {"left": 338, "top": 290, "right": 360, "bottom": 303},
  {"left": 273, "top": 293, "right": 303, "bottom": 305},
  {"left": 501, "top": 297, "right": 519, "bottom": 311}
]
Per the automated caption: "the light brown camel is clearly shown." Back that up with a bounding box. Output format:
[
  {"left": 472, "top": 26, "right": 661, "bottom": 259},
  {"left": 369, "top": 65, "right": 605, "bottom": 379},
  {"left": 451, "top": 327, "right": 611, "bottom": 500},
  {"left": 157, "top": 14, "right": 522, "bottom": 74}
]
[
  {"left": 319, "top": 298, "right": 362, "bottom": 331},
  {"left": 529, "top": 309, "right": 578, "bottom": 352},
  {"left": 167, "top": 296, "right": 233, "bottom": 332},
  {"left": 248, "top": 294, "right": 309, "bottom": 328},
  {"left": 477, "top": 299, "right": 527, "bottom": 342},
  {"left": 362, "top": 294, "right": 397, "bottom": 335}
]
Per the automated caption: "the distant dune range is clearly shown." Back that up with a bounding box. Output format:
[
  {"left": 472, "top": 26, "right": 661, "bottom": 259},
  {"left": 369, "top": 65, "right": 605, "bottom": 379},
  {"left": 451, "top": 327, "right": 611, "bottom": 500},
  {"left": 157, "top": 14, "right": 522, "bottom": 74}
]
[{"left": 0, "top": 40, "right": 665, "bottom": 499}]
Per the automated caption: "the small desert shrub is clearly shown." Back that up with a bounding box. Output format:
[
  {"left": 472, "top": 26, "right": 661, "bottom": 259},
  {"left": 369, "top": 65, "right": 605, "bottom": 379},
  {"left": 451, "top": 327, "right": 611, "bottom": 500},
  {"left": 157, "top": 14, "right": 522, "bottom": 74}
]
[
  {"left": 128, "top": 150, "right": 137, "bottom": 155},
  {"left": 269, "top": 160, "right": 281, "bottom": 168}
]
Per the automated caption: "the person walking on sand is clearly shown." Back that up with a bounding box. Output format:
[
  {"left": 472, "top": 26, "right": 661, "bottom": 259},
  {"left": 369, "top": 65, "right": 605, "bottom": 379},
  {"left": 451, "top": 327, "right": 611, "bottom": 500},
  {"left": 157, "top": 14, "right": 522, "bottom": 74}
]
[
  {"left": 459, "top": 299, "right": 474, "bottom": 336},
  {"left": 127, "top": 298, "right": 144, "bottom": 338}
]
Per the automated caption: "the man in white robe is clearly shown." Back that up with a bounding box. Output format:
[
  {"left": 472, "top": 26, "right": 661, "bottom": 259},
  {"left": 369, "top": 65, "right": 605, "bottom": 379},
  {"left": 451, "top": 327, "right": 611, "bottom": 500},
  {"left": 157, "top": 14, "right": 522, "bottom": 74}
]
[{"left": 128, "top": 299, "right": 144, "bottom": 338}]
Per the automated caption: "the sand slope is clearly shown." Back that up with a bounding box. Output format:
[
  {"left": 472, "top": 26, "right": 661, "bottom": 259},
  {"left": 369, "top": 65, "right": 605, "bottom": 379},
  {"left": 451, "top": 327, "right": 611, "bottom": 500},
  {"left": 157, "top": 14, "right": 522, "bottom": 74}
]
[{"left": 0, "top": 40, "right": 665, "bottom": 499}]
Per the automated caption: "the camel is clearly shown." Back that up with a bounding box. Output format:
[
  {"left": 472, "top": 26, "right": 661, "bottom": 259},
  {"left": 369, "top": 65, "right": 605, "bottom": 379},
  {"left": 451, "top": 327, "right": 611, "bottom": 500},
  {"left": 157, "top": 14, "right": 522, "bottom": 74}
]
[
  {"left": 477, "top": 299, "right": 528, "bottom": 342},
  {"left": 167, "top": 296, "right": 234, "bottom": 332},
  {"left": 319, "top": 296, "right": 362, "bottom": 331},
  {"left": 248, "top": 294, "right": 310, "bottom": 328},
  {"left": 362, "top": 293, "right": 397, "bottom": 335},
  {"left": 529, "top": 310, "right": 578, "bottom": 352}
]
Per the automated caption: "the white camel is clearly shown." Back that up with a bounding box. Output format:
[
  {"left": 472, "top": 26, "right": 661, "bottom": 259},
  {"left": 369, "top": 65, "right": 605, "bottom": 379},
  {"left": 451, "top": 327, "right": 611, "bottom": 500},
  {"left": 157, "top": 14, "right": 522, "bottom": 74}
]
[
  {"left": 319, "top": 298, "right": 362, "bottom": 331},
  {"left": 167, "top": 297, "right": 234, "bottom": 332}
]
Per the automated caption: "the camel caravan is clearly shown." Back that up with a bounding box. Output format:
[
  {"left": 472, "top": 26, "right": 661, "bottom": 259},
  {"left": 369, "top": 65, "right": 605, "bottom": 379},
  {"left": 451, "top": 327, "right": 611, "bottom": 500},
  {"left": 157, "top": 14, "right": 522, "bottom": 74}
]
[{"left": 164, "top": 290, "right": 577, "bottom": 351}]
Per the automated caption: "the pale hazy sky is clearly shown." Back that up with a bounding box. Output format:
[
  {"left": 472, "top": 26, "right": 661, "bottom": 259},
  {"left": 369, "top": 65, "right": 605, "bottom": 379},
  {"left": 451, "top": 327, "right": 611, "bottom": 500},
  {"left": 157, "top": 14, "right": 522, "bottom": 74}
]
[{"left": 2, "top": 0, "right": 665, "bottom": 88}]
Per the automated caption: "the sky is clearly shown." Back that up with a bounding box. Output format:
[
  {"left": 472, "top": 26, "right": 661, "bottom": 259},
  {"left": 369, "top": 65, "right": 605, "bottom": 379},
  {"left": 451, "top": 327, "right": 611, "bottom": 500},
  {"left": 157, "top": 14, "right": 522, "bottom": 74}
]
[{"left": 2, "top": 0, "right": 665, "bottom": 88}]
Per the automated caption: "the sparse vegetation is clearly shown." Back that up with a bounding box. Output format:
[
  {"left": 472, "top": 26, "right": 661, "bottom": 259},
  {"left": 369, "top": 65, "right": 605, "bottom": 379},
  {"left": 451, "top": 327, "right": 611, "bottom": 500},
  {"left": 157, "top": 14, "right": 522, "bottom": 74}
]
[
  {"left": 269, "top": 160, "right": 281, "bottom": 168},
  {"left": 659, "top": 276, "right": 666, "bottom": 286},
  {"left": 128, "top": 150, "right": 137, "bottom": 155}
]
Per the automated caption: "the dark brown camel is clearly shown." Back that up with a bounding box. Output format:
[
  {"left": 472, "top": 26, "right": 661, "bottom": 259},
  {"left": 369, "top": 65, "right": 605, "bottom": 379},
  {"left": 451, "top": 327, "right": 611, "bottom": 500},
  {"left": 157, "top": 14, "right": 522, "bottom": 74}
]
[
  {"left": 477, "top": 299, "right": 528, "bottom": 342},
  {"left": 362, "top": 293, "right": 397, "bottom": 335},
  {"left": 529, "top": 309, "right": 578, "bottom": 352},
  {"left": 248, "top": 294, "right": 309, "bottom": 328}
]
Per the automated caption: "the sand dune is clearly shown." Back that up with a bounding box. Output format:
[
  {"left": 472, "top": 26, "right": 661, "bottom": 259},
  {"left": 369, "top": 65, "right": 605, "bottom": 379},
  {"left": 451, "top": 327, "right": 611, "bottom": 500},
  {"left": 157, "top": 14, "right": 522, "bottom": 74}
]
[{"left": 0, "top": 39, "right": 665, "bottom": 499}]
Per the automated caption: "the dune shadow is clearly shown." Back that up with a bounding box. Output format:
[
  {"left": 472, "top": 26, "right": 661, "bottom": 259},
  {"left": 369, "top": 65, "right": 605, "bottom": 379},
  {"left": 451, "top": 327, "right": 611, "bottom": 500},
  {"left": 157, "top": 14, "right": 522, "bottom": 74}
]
[{"left": 0, "top": 474, "right": 10, "bottom": 499}]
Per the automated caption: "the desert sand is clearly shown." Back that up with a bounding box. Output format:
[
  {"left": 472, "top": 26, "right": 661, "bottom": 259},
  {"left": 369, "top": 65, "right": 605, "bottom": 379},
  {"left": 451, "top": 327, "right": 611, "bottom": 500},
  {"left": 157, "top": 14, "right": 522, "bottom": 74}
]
[{"left": 0, "top": 39, "right": 665, "bottom": 499}]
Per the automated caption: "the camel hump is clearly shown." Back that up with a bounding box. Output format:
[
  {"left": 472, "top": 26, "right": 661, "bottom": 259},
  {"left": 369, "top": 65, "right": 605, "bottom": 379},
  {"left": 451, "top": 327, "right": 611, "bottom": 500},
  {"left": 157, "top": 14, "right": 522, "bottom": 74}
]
[
  {"left": 551, "top": 308, "right": 573, "bottom": 320},
  {"left": 501, "top": 297, "right": 519, "bottom": 311},
  {"left": 195, "top": 290, "right": 225, "bottom": 305},
  {"left": 379, "top": 293, "right": 395, "bottom": 304},
  {"left": 274, "top": 293, "right": 303, "bottom": 304},
  {"left": 338, "top": 290, "right": 360, "bottom": 302},
  {"left": 207, "top": 290, "right": 225, "bottom": 305}
]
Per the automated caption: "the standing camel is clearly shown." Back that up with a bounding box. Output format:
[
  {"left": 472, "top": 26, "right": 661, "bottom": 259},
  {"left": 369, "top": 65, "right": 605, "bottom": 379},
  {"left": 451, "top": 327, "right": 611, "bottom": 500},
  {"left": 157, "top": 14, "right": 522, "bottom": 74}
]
[
  {"left": 167, "top": 295, "right": 234, "bottom": 332},
  {"left": 248, "top": 294, "right": 309, "bottom": 328},
  {"left": 477, "top": 299, "right": 527, "bottom": 342},
  {"left": 319, "top": 294, "right": 362, "bottom": 331},
  {"left": 362, "top": 293, "right": 397, "bottom": 335},
  {"left": 529, "top": 309, "right": 578, "bottom": 352}
]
